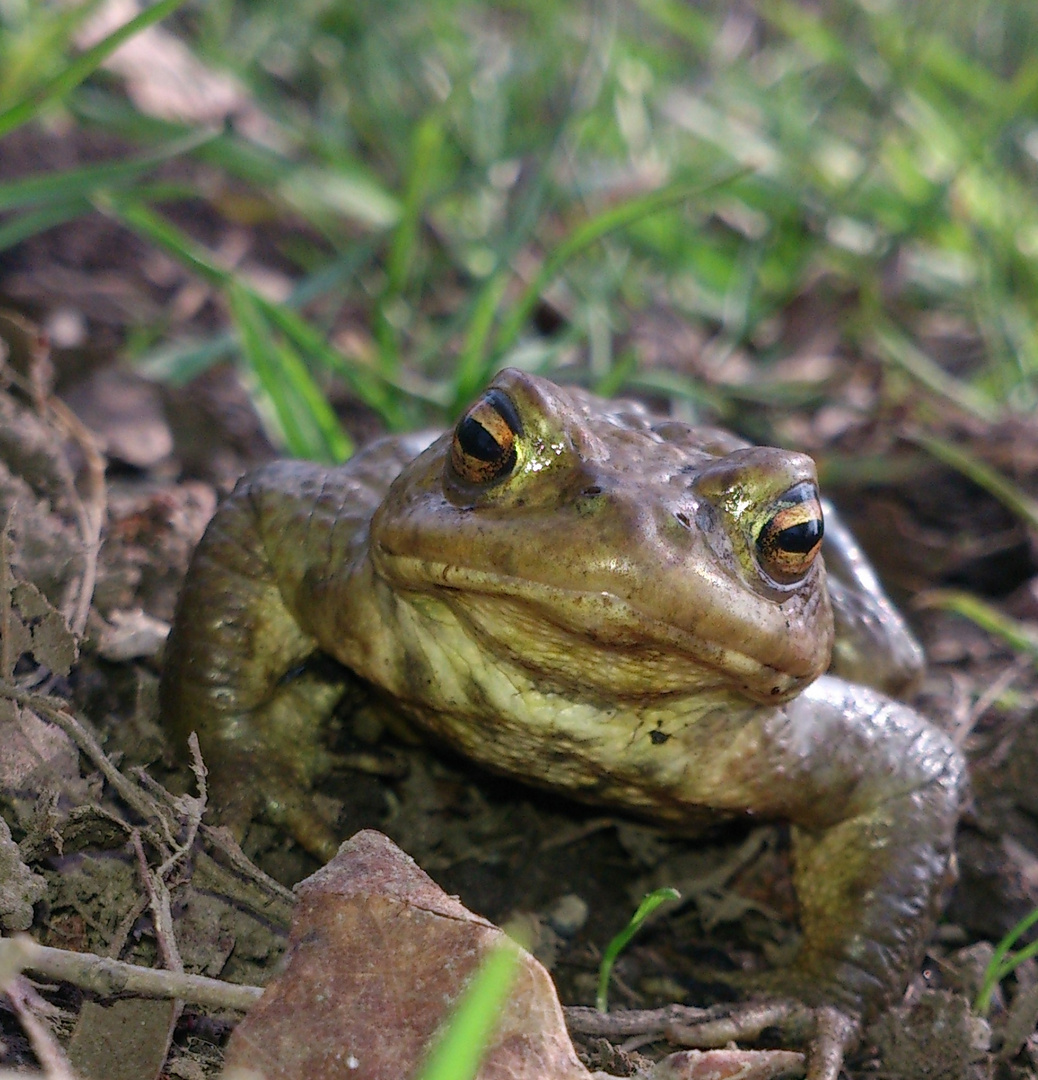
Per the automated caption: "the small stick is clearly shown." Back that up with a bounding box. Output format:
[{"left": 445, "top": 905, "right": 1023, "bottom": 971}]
[
  {"left": 6, "top": 977, "right": 77, "bottom": 1080},
  {"left": 1, "top": 935, "right": 263, "bottom": 1013}
]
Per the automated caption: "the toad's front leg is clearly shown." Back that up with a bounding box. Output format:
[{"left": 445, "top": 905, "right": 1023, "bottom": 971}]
[{"left": 673, "top": 675, "right": 963, "bottom": 1079}]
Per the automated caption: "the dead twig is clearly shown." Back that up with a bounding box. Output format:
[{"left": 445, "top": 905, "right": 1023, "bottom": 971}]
[
  {"left": 1, "top": 935, "right": 263, "bottom": 1012},
  {"left": 199, "top": 824, "right": 296, "bottom": 909},
  {"left": 565, "top": 1003, "right": 720, "bottom": 1039},
  {"left": 1, "top": 938, "right": 78, "bottom": 1080},
  {"left": 0, "top": 514, "right": 14, "bottom": 680},
  {"left": 131, "top": 830, "right": 184, "bottom": 977},
  {"left": 5, "top": 686, "right": 174, "bottom": 851}
]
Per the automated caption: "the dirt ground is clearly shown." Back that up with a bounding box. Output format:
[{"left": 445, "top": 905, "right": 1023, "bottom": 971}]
[{"left": 1, "top": 127, "right": 1038, "bottom": 1080}]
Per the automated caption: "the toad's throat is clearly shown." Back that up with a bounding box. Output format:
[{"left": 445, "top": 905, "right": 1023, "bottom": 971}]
[{"left": 374, "top": 554, "right": 830, "bottom": 705}]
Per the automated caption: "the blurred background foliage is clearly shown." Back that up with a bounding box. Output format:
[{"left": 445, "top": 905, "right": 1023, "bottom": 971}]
[{"left": 0, "top": 0, "right": 1036, "bottom": 472}]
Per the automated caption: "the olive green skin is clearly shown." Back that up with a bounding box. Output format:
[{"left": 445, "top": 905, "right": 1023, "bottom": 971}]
[{"left": 161, "top": 369, "right": 962, "bottom": 1046}]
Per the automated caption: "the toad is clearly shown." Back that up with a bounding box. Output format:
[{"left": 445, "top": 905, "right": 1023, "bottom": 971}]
[{"left": 161, "top": 368, "right": 962, "bottom": 1078}]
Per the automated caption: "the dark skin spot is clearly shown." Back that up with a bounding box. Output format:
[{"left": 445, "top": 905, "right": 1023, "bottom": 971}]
[
  {"left": 650, "top": 729, "right": 670, "bottom": 745},
  {"left": 401, "top": 647, "right": 436, "bottom": 701}
]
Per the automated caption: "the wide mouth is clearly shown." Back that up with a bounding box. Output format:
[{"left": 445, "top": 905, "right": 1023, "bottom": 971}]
[{"left": 371, "top": 546, "right": 831, "bottom": 702}]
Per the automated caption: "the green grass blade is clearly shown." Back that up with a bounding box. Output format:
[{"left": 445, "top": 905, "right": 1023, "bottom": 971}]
[
  {"left": 628, "top": 0, "right": 713, "bottom": 48},
  {"left": 279, "top": 164, "right": 402, "bottom": 232},
  {"left": 492, "top": 168, "right": 749, "bottom": 366},
  {"left": 136, "top": 245, "right": 380, "bottom": 386},
  {"left": 413, "top": 940, "right": 521, "bottom": 1080},
  {"left": 0, "top": 130, "right": 217, "bottom": 212},
  {"left": 0, "top": 0, "right": 193, "bottom": 139},
  {"left": 976, "top": 906, "right": 1038, "bottom": 1015},
  {"left": 918, "top": 35, "right": 1007, "bottom": 111},
  {"left": 0, "top": 202, "right": 89, "bottom": 251},
  {"left": 450, "top": 270, "right": 511, "bottom": 411},
  {"left": 72, "top": 90, "right": 402, "bottom": 233},
  {"left": 907, "top": 431, "right": 1038, "bottom": 531},
  {"left": 870, "top": 324, "right": 998, "bottom": 424},
  {"left": 0, "top": 0, "right": 109, "bottom": 103},
  {"left": 373, "top": 113, "right": 445, "bottom": 377},
  {"left": 596, "top": 887, "right": 679, "bottom": 1013},
  {"left": 228, "top": 282, "right": 352, "bottom": 463},
  {"left": 100, "top": 195, "right": 402, "bottom": 433},
  {"left": 387, "top": 112, "right": 445, "bottom": 297},
  {"left": 137, "top": 333, "right": 237, "bottom": 386},
  {"left": 254, "top": 295, "right": 403, "bottom": 427},
  {"left": 97, "top": 194, "right": 229, "bottom": 287},
  {"left": 917, "top": 591, "right": 1038, "bottom": 666}
]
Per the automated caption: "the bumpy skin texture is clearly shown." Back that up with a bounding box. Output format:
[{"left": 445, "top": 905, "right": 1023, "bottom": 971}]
[{"left": 161, "top": 369, "right": 962, "bottom": 1071}]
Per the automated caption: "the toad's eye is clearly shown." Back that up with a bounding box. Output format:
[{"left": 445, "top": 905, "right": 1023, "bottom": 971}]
[
  {"left": 450, "top": 388, "right": 523, "bottom": 485},
  {"left": 755, "top": 482, "right": 824, "bottom": 585}
]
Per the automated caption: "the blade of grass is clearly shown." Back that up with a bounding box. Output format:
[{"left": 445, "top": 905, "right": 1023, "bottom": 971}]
[
  {"left": 254, "top": 295, "right": 404, "bottom": 427},
  {"left": 870, "top": 323, "right": 998, "bottom": 423},
  {"left": 0, "top": 0, "right": 109, "bottom": 103},
  {"left": 96, "top": 194, "right": 405, "bottom": 426},
  {"left": 136, "top": 333, "right": 238, "bottom": 386},
  {"left": 135, "top": 244, "right": 378, "bottom": 386},
  {"left": 0, "top": 0, "right": 194, "bottom": 139},
  {"left": 387, "top": 113, "right": 445, "bottom": 297},
  {"left": 906, "top": 430, "right": 1038, "bottom": 531},
  {"left": 915, "top": 590, "right": 1038, "bottom": 665},
  {"left": 976, "top": 907, "right": 1038, "bottom": 1015},
  {"left": 443, "top": 10, "right": 629, "bottom": 405},
  {"left": 97, "top": 194, "right": 226, "bottom": 287},
  {"left": 0, "top": 203, "right": 89, "bottom": 251},
  {"left": 596, "top": 888, "right": 680, "bottom": 1014},
  {"left": 228, "top": 282, "right": 352, "bottom": 463},
  {"left": 628, "top": 0, "right": 713, "bottom": 49},
  {"left": 0, "top": 129, "right": 218, "bottom": 212},
  {"left": 71, "top": 90, "right": 401, "bottom": 234},
  {"left": 373, "top": 113, "right": 446, "bottom": 377},
  {"left": 450, "top": 269, "right": 511, "bottom": 409},
  {"left": 413, "top": 940, "right": 521, "bottom": 1080},
  {"left": 489, "top": 168, "right": 750, "bottom": 376}
]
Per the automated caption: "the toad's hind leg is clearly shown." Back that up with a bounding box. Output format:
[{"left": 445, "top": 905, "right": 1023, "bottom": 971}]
[{"left": 160, "top": 462, "right": 351, "bottom": 862}]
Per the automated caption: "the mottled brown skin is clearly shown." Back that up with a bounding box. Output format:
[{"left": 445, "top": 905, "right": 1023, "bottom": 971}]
[{"left": 161, "top": 369, "right": 962, "bottom": 1078}]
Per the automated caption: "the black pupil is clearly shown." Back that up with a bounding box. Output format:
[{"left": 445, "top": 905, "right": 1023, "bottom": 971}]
[
  {"left": 457, "top": 416, "right": 503, "bottom": 461},
  {"left": 775, "top": 518, "right": 823, "bottom": 553}
]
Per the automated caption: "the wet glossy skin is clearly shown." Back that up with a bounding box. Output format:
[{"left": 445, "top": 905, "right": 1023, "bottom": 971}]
[{"left": 161, "top": 368, "right": 963, "bottom": 1076}]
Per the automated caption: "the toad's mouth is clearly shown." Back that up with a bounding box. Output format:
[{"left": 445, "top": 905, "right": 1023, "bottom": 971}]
[{"left": 373, "top": 551, "right": 832, "bottom": 705}]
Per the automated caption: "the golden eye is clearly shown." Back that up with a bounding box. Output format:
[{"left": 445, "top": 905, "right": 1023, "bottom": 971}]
[
  {"left": 755, "top": 482, "right": 824, "bottom": 585},
  {"left": 450, "top": 388, "right": 523, "bottom": 485}
]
